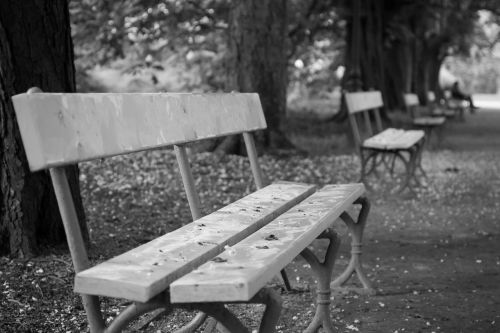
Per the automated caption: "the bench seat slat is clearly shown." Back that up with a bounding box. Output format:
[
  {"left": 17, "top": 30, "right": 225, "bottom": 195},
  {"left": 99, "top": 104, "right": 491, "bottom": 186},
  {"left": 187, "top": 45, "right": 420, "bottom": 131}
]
[
  {"left": 170, "top": 183, "right": 365, "bottom": 303},
  {"left": 432, "top": 109, "right": 456, "bottom": 117},
  {"left": 74, "top": 182, "right": 316, "bottom": 302},
  {"left": 413, "top": 116, "right": 446, "bottom": 126},
  {"left": 363, "top": 128, "right": 424, "bottom": 150}
]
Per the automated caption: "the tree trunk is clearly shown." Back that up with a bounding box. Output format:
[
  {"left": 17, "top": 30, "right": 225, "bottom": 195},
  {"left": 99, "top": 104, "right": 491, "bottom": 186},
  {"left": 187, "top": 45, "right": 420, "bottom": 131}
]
[
  {"left": 0, "top": 0, "right": 87, "bottom": 257},
  {"left": 225, "top": 0, "right": 291, "bottom": 152}
]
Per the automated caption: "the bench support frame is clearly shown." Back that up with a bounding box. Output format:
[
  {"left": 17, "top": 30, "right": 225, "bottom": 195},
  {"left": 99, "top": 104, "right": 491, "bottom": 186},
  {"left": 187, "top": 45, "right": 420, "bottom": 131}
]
[
  {"left": 359, "top": 141, "right": 425, "bottom": 194},
  {"left": 102, "top": 287, "right": 281, "bottom": 333},
  {"left": 331, "top": 197, "right": 375, "bottom": 295},
  {"left": 300, "top": 229, "right": 340, "bottom": 333}
]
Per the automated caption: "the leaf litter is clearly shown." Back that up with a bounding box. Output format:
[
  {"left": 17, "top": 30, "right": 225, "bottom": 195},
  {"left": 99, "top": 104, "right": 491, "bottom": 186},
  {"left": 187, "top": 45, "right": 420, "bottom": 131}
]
[{"left": 1, "top": 148, "right": 500, "bottom": 332}]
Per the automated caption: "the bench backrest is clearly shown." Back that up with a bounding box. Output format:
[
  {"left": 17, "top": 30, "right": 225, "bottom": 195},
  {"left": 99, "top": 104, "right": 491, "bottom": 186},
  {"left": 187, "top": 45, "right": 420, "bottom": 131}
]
[
  {"left": 403, "top": 93, "right": 419, "bottom": 107},
  {"left": 12, "top": 89, "right": 271, "bottom": 330},
  {"left": 402, "top": 93, "right": 422, "bottom": 118},
  {"left": 344, "top": 91, "right": 384, "bottom": 151},
  {"left": 12, "top": 89, "right": 268, "bottom": 268},
  {"left": 13, "top": 92, "right": 266, "bottom": 171}
]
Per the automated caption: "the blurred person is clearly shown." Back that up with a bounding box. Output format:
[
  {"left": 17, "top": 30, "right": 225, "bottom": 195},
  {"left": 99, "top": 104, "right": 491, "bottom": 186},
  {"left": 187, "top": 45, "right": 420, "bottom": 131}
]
[
  {"left": 450, "top": 81, "right": 479, "bottom": 109},
  {"left": 439, "top": 65, "right": 478, "bottom": 109}
]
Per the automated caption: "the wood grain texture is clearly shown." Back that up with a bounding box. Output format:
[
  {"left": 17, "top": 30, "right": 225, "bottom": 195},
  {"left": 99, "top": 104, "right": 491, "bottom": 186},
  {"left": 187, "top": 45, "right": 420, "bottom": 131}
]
[
  {"left": 12, "top": 93, "right": 266, "bottom": 171},
  {"left": 344, "top": 91, "right": 383, "bottom": 114},
  {"left": 363, "top": 128, "right": 424, "bottom": 150},
  {"left": 74, "top": 182, "right": 316, "bottom": 302},
  {"left": 170, "top": 183, "right": 365, "bottom": 303}
]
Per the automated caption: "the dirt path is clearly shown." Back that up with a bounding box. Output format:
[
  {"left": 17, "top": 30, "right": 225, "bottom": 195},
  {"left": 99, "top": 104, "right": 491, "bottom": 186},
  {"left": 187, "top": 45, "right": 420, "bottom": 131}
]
[
  {"left": 439, "top": 108, "right": 500, "bottom": 151},
  {"left": 282, "top": 107, "right": 500, "bottom": 332}
]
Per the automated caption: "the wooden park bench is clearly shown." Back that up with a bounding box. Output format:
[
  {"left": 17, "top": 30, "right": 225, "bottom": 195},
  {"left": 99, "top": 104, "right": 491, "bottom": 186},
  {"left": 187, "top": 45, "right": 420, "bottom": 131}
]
[
  {"left": 13, "top": 89, "right": 375, "bottom": 333},
  {"left": 403, "top": 93, "right": 446, "bottom": 145},
  {"left": 345, "top": 91, "right": 426, "bottom": 194},
  {"left": 442, "top": 90, "right": 468, "bottom": 121},
  {"left": 426, "top": 91, "right": 459, "bottom": 119}
]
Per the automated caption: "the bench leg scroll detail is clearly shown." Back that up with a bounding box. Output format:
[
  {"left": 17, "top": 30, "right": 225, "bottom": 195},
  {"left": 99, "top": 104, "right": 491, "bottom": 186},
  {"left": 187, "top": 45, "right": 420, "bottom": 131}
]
[
  {"left": 199, "top": 288, "right": 282, "bottom": 333},
  {"left": 103, "top": 287, "right": 281, "bottom": 333},
  {"left": 300, "top": 229, "right": 340, "bottom": 333},
  {"left": 331, "top": 197, "right": 375, "bottom": 295}
]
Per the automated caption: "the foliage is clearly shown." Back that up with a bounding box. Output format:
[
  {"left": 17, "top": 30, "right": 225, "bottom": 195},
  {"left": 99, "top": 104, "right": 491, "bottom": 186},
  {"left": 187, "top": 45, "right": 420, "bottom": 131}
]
[
  {"left": 443, "top": 10, "right": 500, "bottom": 93},
  {"left": 70, "top": 0, "right": 230, "bottom": 92},
  {"left": 334, "top": 0, "right": 500, "bottom": 109},
  {"left": 69, "top": 0, "right": 500, "bottom": 105}
]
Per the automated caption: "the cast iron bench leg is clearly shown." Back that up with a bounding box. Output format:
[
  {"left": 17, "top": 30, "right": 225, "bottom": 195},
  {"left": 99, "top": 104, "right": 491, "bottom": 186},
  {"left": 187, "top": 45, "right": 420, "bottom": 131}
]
[
  {"left": 300, "top": 229, "right": 341, "bottom": 333},
  {"left": 103, "top": 286, "right": 281, "bottom": 333},
  {"left": 202, "top": 288, "right": 282, "bottom": 333},
  {"left": 331, "top": 197, "right": 375, "bottom": 295}
]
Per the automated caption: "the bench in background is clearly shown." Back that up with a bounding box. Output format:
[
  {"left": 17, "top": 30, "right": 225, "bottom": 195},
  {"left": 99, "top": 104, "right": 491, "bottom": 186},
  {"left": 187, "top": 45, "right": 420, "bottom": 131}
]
[
  {"left": 426, "top": 91, "right": 459, "bottom": 119},
  {"left": 345, "top": 91, "right": 426, "bottom": 194},
  {"left": 442, "top": 90, "right": 468, "bottom": 121},
  {"left": 13, "top": 89, "right": 375, "bottom": 333},
  {"left": 403, "top": 93, "right": 446, "bottom": 145}
]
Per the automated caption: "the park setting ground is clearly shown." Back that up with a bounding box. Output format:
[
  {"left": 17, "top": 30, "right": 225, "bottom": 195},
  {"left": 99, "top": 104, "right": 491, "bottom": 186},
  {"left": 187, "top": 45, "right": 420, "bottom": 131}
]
[{"left": 1, "top": 98, "right": 499, "bottom": 332}]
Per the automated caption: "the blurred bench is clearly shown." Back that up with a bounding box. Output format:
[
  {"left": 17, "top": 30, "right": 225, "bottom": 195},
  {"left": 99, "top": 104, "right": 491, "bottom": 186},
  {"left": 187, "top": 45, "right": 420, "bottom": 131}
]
[
  {"left": 442, "top": 90, "right": 468, "bottom": 121},
  {"left": 13, "top": 89, "right": 374, "bottom": 333},
  {"left": 403, "top": 93, "right": 446, "bottom": 145},
  {"left": 427, "top": 91, "right": 463, "bottom": 120},
  {"left": 345, "top": 91, "right": 426, "bottom": 194}
]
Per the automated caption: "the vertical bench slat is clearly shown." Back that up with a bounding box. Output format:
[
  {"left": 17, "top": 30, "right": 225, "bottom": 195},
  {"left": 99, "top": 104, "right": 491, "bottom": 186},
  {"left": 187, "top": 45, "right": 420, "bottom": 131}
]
[
  {"left": 374, "top": 108, "right": 383, "bottom": 133},
  {"left": 243, "top": 132, "right": 265, "bottom": 189},
  {"left": 363, "top": 112, "right": 373, "bottom": 137},
  {"left": 348, "top": 113, "right": 362, "bottom": 151},
  {"left": 174, "top": 145, "right": 203, "bottom": 220}
]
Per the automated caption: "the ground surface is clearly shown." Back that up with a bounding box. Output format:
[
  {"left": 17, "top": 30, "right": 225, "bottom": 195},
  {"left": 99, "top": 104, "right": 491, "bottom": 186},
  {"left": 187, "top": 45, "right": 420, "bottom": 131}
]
[{"left": 1, "top": 104, "right": 500, "bottom": 332}]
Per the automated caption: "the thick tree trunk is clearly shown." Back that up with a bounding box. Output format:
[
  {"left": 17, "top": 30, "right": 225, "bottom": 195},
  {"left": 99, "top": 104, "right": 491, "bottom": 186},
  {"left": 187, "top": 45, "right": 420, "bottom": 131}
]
[
  {"left": 339, "top": 0, "right": 395, "bottom": 120},
  {"left": 0, "top": 0, "right": 87, "bottom": 257},
  {"left": 225, "top": 0, "right": 291, "bottom": 152}
]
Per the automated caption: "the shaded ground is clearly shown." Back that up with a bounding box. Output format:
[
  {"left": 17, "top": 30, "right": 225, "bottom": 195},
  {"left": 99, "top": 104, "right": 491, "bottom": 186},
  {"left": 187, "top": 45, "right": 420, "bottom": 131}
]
[{"left": 1, "top": 106, "right": 500, "bottom": 332}]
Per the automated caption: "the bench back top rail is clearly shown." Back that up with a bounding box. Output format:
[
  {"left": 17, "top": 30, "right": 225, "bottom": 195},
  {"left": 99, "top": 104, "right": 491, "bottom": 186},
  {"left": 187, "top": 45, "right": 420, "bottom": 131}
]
[
  {"left": 12, "top": 91, "right": 266, "bottom": 171},
  {"left": 344, "top": 91, "right": 384, "bottom": 150},
  {"left": 403, "top": 93, "right": 419, "bottom": 107},
  {"left": 403, "top": 93, "right": 422, "bottom": 118},
  {"left": 12, "top": 89, "right": 270, "bottom": 330}
]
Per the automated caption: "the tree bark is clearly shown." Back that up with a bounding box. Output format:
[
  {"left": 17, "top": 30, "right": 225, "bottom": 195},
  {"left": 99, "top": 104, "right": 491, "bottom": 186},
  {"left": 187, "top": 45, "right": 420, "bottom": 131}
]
[
  {"left": 225, "top": 0, "right": 291, "bottom": 152},
  {"left": 0, "top": 0, "right": 87, "bottom": 257}
]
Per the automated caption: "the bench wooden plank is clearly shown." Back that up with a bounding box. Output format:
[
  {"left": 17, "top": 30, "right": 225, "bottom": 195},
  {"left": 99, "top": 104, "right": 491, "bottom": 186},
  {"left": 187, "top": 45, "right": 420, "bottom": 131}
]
[
  {"left": 12, "top": 93, "right": 266, "bottom": 171},
  {"left": 74, "top": 182, "right": 316, "bottom": 302},
  {"left": 170, "top": 183, "right": 365, "bottom": 303},
  {"left": 345, "top": 91, "right": 384, "bottom": 114},
  {"left": 381, "top": 130, "right": 424, "bottom": 150},
  {"left": 413, "top": 117, "right": 446, "bottom": 126},
  {"left": 362, "top": 128, "right": 405, "bottom": 149},
  {"left": 403, "top": 93, "right": 419, "bottom": 106},
  {"left": 363, "top": 128, "right": 424, "bottom": 150}
]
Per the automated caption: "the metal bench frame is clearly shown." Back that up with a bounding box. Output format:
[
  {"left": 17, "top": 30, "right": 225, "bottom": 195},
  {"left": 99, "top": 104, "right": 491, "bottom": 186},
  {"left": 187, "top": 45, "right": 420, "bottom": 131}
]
[
  {"left": 345, "top": 91, "right": 426, "bottom": 194},
  {"left": 403, "top": 93, "right": 446, "bottom": 146}
]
